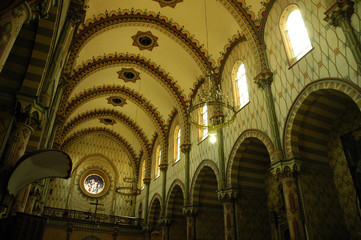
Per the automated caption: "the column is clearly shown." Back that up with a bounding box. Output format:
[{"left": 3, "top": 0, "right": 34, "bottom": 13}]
[
  {"left": 0, "top": 121, "right": 33, "bottom": 203},
  {"left": 0, "top": 2, "right": 32, "bottom": 73},
  {"left": 271, "top": 161, "right": 306, "bottom": 240},
  {"left": 160, "top": 164, "right": 168, "bottom": 216},
  {"left": 182, "top": 206, "right": 197, "bottom": 240},
  {"left": 159, "top": 217, "right": 170, "bottom": 240},
  {"left": 324, "top": 0, "right": 361, "bottom": 72},
  {"left": 180, "top": 143, "right": 191, "bottom": 200},
  {"left": 254, "top": 70, "right": 283, "bottom": 162},
  {"left": 217, "top": 189, "right": 238, "bottom": 240},
  {"left": 143, "top": 178, "right": 151, "bottom": 223}
]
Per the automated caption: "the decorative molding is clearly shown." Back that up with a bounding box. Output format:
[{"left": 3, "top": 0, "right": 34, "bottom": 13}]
[
  {"left": 65, "top": 9, "right": 214, "bottom": 75},
  {"left": 99, "top": 118, "right": 116, "bottom": 125},
  {"left": 117, "top": 68, "right": 140, "bottom": 83},
  {"left": 131, "top": 31, "right": 159, "bottom": 51},
  {"left": 153, "top": 0, "right": 183, "bottom": 8},
  {"left": 107, "top": 96, "right": 127, "bottom": 107},
  {"left": 60, "top": 127, "right": 138, "bottom": 168}
]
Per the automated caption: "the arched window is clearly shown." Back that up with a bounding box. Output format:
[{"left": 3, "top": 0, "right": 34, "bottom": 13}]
[
  {"left": 232, "top": 60, "right": 249, "bottom": 109},
  {"left": 155, "top": 145, "right": 161, "bottom": 178},
  {"left": 280, "top": 5, "right": 312, "bottom": 66},
  {"left": 198, "top": 103, "right": 208, "bottom": 140},
  {"left": 140, "top": 160, "right": 145, "bottom": 190},
  {"left": 174, "top": 125, "right": 181, "bottom": 163}
]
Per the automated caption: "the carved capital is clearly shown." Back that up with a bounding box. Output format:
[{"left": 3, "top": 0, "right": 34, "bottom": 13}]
[
  {"left": 159, "top": 163, "right": 168, "bottom": 171},
  {"left": 67, "top": 0, "right": 86, "bottom": 24},
  {"left": 143, "top": 177, "right": 151, "bottom": 185},
  {"left": 158, "top": 216, "right": 171, "bottom": 226},
  {"left": 324, "top": 0, "right": 354, "bottom": 27},
  {"left": 180, "top": 143, "right": 192, "bottom": 153},
  {"left": 182, "top": 205, "right": 198, "bottom": 217},
  {"left": 217, "top": 188, "right": 238, "bottom": 202},
  {"left": 270, "top": 158, "right": 301, "bottom": 179},
  {"left": 254, "top": 70, "right": 273, "bottom": 89}
]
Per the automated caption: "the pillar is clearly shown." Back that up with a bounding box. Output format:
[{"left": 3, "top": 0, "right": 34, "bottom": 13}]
[
  {"left": 182, "top": 206, "right": 197, "bottom": 240},
  {"left": 254, "top": 70, "right": 283, "bottom": 161},
  {"left": 217, "top": 128, "right": 226, "bottom": 188},
  {"left": 159, "top": 217, "right": 170, "bottom": 240},
  {"left": 325, "top": 0, "right": 361, "bottom": 72},
  {"left": 0, "top": 121, "right": 33, "bottom": 200},
  {"left": 217, "top": 189, "right": 238, "bottom": 240},
  {"left": 180, "top": 143, "right": 191, "bottom": 200},
  {"left": 160, "top": 164, "right": 168, "bottom": 216},
  {"left": 271, "top": 161, "right": 306, "bottom": 240},
  {"left": 143, "top": 178, "right": 151, "bottom": 222},
  {"left": 0, "top": 2, "right": 32, "bottom": 73}
]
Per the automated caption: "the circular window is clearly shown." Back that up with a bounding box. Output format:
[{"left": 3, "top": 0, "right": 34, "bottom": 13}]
[
  {"left": 84, "top": 174, "right": 105, "bottom": 194},
  {"left": 103, "top": 118, "right": 113, "bottom": 124},
  {"left": 80, "top": 169, "right": 110, "bottom": 198}
]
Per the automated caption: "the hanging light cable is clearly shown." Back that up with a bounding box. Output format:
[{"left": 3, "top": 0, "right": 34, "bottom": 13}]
[{"left": 188, "top": 0, "right": 236, "bottom": 135}]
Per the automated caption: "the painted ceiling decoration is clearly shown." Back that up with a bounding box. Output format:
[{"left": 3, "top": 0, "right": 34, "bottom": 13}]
[
  {"left": 64, "top": 9, "right": 215, "bottom": 74},
  {"left": 152, "top": 0, "right": 183, "bottom": 8},
  {"left": 60, "top": 109, "right": 151, "bottom": 146},
  {"left": 100, "top": 118, "right": 116, "bottom": 125},
  {"left": 107, "top": 96, "right": 127, "bottom": 107},
  {"left": 56, "top": 0, "right": 278, "bottom": 179},
  {"left": 131, "top": 31, "right": 159, "bottom": 51},
  {"left": 117, "top": 68, "right": 141, "bottom": 83},
  {"left": 60, "top": 127, "right": 138, "bottom": 169}
]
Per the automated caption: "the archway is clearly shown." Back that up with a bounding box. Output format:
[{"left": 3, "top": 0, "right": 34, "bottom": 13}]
[
  {"left": 288, "top": 88, "right": 361, "bottom": 239},
  {"left": 192, "top": 165, "right": 224, "bottom": 240},
  {"left": 229, "top": 137, "right": 273, "bottom": 239},
  {"left": 148, "top": 195, "right": 162, "bottom": 239},
  {"left": 166, "top": 183, "right": 186, "bottom": 240}
]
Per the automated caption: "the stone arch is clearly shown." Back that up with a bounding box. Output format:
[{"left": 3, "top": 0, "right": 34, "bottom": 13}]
[
  {"left": 189, "top": 160, "right": 221, "bottom": 206},
  {"left": 60, "top": 128, "right": 139, "bottom": 178},
  {"left": 79, "top": 234, "right": 103, "bottom": 240},
  {"left": 148, "top": 193, "right": 162, "bottom": 225},
  {"left": 73, "top": 153, "right": 119, "bottom": 182},
  {"left": 226, "top": 129, "right": 274, "bottom": 188},
  {"left": 165, "top": 179, "right": 185, "bottom": 216},
  {"left": 283, "top": 78, "right": 361, "bottom": 161}
]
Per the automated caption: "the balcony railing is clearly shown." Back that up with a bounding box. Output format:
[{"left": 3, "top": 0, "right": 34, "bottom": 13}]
[{"left": 42, "top": 207, "right": 143, "bottom": 226}]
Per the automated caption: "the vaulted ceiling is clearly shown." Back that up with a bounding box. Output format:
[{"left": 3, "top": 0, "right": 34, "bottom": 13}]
[{"left": 55, "top": 0, "right": 272, "bottom": 174}]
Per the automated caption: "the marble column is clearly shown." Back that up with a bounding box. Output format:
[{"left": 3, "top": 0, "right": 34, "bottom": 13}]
[
  {"left": 183, "top": 206, "right": 197, "bottom": 240},
  {"left": 160, "top": 164, "right": 168, "bottom": 216},
  {"left": 271, "top": 161, "right": 306, "bottom": 240},
  {"left": 325, "top": 0, "right": 361, "bottom": 72},
  {"left": 0, "top": 2, "right": 32, "bottom": 73},
  {"left": 217, "top": 189, "right": 238, "bottom": 240}
]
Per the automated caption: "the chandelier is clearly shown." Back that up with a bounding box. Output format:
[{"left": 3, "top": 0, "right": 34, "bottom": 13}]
[
  {"left": 188, "top": 69, "right": 236, "bottom": 133},
  {"left": 188, "top": 0, "right": 236, "bottom": 139}
]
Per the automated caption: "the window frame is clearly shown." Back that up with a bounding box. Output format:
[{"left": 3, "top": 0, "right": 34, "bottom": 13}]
[
  {"left": 231, "top": 60, "right": 249, "bottom": 110},
  {"left": 173, "top": 125, "right": 181, "bottom": 163},
  {"left": 279, "top": 4, "right": 313, "bottom": 68}
]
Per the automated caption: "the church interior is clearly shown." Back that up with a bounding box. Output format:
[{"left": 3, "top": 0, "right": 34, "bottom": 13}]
[{"left": 0, "top": 0, "right": 361, "bottom": 239}]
